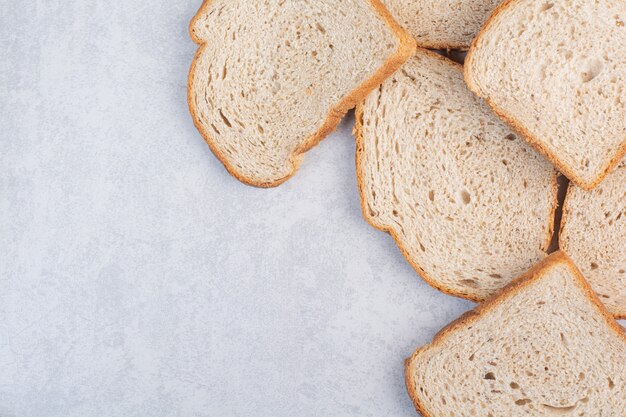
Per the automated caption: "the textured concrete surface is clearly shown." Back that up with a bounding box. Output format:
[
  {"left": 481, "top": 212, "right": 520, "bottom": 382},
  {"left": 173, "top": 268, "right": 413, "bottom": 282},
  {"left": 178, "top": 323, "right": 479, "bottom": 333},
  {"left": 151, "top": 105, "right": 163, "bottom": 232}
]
[{"left": 2, "top": 2, "right": 620, "bottom": 417}]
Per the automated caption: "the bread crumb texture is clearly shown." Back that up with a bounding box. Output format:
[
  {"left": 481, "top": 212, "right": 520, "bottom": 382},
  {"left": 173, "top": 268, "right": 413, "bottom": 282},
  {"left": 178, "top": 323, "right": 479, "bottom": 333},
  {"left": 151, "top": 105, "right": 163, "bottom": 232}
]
[
  {"left": 466, "top": 0, "right": 626, "bottom": 190},
  {"left": 561, "top": 162, "right": 626, "bottom": 318},
  {"left": 406, "top": 252, "right": 626, "bottom": 417},
  {"left": 188, "top": 0, "right": 411, "bottom": 187},
  {"left": 357, "top": 50, "right": 557, "bottom": 301},
  {"left": 381, "top": 0, "right": 501, "bottom": 49}
]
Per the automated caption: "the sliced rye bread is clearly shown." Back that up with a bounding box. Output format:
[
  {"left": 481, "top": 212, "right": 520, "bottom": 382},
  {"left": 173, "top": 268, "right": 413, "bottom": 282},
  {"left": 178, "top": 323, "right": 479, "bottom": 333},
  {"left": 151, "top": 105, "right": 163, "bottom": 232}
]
[
  {"left": 560, "top": 161, "right": 626, "bottom": 318},
  {"left": 188, "top": 0, "right": 415, "bottom": 187},
  {"left": 465, "top": 0, "right": 626, "bottom": 190},
  {"left": 381, "top": 0, "right": 501, "bottom": 49},
  {"left": 406, "top": 251, "right": 626, "bottom": 417},
  {"left": 355, "top": 49, "right": 558, "bottom": 301}
]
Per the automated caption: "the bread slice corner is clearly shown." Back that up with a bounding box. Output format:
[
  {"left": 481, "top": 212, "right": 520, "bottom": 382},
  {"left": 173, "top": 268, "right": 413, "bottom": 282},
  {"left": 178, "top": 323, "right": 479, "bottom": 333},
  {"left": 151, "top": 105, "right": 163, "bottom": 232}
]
[
  {"left": 560, "top": 163, "right": 626, "bottom": 319},
  {"left": 187, "top": 0, "right": 416, "bottom": 187},
  {"left": 405, "top": 251, "right": 626, "bottom": 417},
  {"left": 381, "top": 0, "right": 502, "bottom": 50},
  {"left": 464, "top": 0, "right": 626, "bottom": 191}
]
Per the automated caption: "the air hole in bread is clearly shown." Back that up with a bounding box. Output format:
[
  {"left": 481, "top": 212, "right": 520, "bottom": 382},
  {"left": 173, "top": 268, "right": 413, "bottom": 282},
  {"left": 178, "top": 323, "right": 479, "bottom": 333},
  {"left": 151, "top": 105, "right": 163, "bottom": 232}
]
[
  {"left": 540, "top": 2, "right": 554, "bottom": 12},
  {"left": 489, "top": 274, "right": 503, "bottom": 279},
  {"left": 460, "top": 190, "right": 471, "bottom": 205},
  {"left": 542, "top": 404, "right": 575, "bottom": 413},
  {"left": 608, "top": 378, "right": 615, "bottom": 389},
  {"left": 510, "top": 382, "right": 520, "bottom": 389},
  {"left": 515, "top": 399, "right": 531, "bottom": 406},
  {"left": 590, "top": 262, "right": 599, "bottom": 270},
  {"left": 218, "top": 109, "right": 232, "bottom": 128},
  {"left": 428, "top": 190, "right": 435, "bottom": 202},
  {"left": 505, "top": 133, "right": 516, "bottom": 141},
  {"left": 460, "top": 279, "right": 479, "bottom": 288},
  {"left": 484, "top": 372, "right": 496, "bottom": 380},
  {"left": 580, "top": 59, "right": 603, "bottom": 83}
]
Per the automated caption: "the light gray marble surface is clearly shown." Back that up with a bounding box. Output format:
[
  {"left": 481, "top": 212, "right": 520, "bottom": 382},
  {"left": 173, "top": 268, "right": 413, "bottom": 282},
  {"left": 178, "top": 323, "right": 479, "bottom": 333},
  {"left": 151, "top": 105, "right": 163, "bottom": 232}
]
[{"left": 2, "top": 2, "right": 622, "bottom": 417}]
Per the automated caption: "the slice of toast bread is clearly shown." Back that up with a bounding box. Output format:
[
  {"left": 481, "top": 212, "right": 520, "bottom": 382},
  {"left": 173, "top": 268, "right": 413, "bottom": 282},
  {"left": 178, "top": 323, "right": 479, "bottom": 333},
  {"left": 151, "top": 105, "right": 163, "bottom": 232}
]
[
  {"left": 560, "top": 161, "right": 626, "bottom": 318},
  {"left": 188, "top": 0, "right": 415, "bottom": 187},
  {"left": 381, "top": 0, "right": 501, "bottom": 49},
  {"left": 465, "top": 0, "right": 626, "bottom": 190},
  {"left": 406, "top": 251, "right": 626, "bottom": 417},
  {"left": 355, "top": 49, "right": 558, "bottom": 301}
]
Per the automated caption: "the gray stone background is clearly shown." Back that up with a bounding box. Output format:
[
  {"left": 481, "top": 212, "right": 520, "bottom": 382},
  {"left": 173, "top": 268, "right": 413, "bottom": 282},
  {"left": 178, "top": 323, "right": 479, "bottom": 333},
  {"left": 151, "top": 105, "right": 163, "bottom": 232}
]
[{"left": 2, "top": 2, "right": 622, "bottom": 417}]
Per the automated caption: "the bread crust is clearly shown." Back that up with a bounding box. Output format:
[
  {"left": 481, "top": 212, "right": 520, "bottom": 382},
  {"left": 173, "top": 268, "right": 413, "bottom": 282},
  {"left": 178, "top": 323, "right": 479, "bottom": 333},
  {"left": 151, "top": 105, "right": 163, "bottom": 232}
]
[
  {"left": 415, "top": 40, "right": 471, "bottom": 51},
  {"left": 187, "top": 0, "right": 416, "bottom": 188},
  {"left": 354, "top": 48, "right": 559, "bottom": 302},
  {"left": 559, "top": 169, "right": 626, "bottom": 319},
  {"left": 404, "top": 251, "right": 626, "bottom": 417},
  {"left": 464, "top": 0, "right": 626, "bottom": 191}
]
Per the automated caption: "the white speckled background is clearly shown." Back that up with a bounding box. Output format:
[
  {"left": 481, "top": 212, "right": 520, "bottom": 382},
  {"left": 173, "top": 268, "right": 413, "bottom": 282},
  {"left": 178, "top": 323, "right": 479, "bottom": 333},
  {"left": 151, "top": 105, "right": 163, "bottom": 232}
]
[{"left": 2, "top": 2, "right": 623, "bottom": 417}]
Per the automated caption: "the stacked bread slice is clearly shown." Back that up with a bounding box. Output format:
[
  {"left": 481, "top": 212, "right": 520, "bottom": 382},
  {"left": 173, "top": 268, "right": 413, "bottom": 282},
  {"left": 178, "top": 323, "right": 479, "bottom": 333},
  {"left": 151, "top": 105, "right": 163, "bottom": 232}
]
[
  {"left": 560, "top": 162, "right": 626, "bottom": 318},
  {"left": 465, "top": 0, "right": 626, "bottom": 190},
  {"left": 406, "top": 252, "right": 626, "bottom": 417},
  {"left": 380, "top": 0, "right": 502, "bottom": 49},
  {"left": 188, "top": 0, "right": 415, "bottom": 187},
  {"left": 356, "top": 49, "right": 558, "bottom": 301}
]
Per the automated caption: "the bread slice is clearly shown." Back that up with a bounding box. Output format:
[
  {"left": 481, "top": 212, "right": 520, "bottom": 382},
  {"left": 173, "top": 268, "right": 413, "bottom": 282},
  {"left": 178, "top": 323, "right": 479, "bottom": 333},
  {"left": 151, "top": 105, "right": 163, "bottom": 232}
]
[
  {"left": 465, "top": 0, "right": 626, "bottom": 190},
  {"left": 560, "top": 161, "right": 626, "bottom": 318},
  {"left": 381, "top": 0, "right": 501, "bottom": 49},
  {"left": 187, "top": 0, "right": 415, "bottom": 187},
  {"left": 355, "top": 49, "right": 558, "bottom": 301},
  {"left": 406, "top": 251, "right": 626, "bottom": 417}
]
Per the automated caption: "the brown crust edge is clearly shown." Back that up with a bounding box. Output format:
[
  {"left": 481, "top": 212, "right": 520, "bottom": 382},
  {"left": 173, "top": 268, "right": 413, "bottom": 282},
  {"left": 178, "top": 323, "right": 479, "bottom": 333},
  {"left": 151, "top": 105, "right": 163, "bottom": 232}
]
[
  {"left": 187, "top": 0, "right": 416, "bottom": 188},
  {"left": 558, "top": 170, "right": 626, "bottom": 320},
  {"left": 405, "top": 251, "right": 626, "bottom": 417},
  {"left": 464, "top": 0, "right": 626, "bottom": 191},
  {"left": 354, "top": 47, "right": 559, "bottom": 303},
  {"left": 415, "top": 40, "right": 471, "bottom": 51}
]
